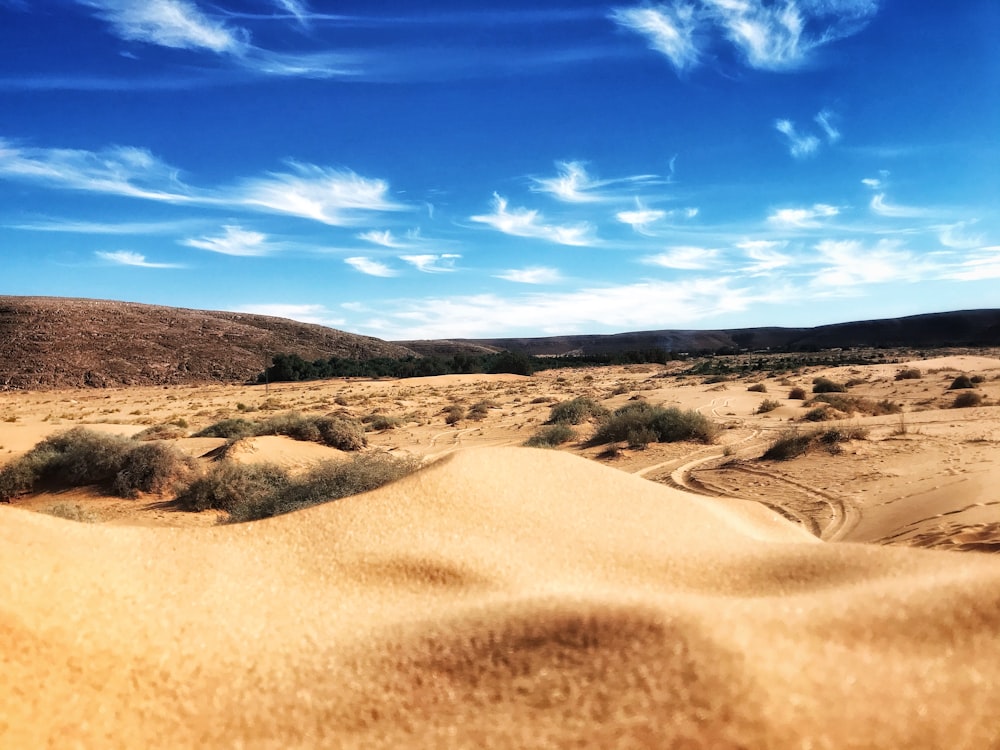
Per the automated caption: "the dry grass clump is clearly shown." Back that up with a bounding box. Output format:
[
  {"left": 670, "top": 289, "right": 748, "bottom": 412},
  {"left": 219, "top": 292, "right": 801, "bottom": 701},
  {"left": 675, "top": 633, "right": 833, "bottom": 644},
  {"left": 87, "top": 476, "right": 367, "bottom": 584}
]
[
  {"left": 948, "top": 374, "right": 975, "bottom": 390},
  {"left": 788, "top": 386, "right": 807, "bottom": 400},
  {"left": 0, "top": 427, "right": 195, "bottom": 501},
  {"left": 755, "top": 398, "right": 782, "bottom": 415},
  {"left": 762, "top": 425, "right": 869, "bottom": 460},
  {"left": 812, "top": 377, "right": 847, "bottom": 393},
  {"left": 176, "top": 453, "right": 421, "bottom": 522},
  {"left": 444, "top": 404, "right": 465, "bottom": 425},
  {"left": 806, "top": 394, "right": 901, "bottom": 417},
  {"left": 895, "top": 368, "right": 922, "bottom": 380},
  {"left": 39, "top": 503, "right": 99, "bottom": 523},
  {"left": 952, "top": 391, "right": 984, "bottom": 408},
  {"left": 747, "top": 383, "right": 767, "bottom": 393},
  {"left": 194, "top": 413, "right": 367, "bottom": 450},
  {"left": 466, "top": 399, "right": 498, "bottom": 421},
  {"left": 135, "top": 423, "right": 188, "bottom": 441},
  {"left": 363, "top": 413, "right": 403, "bottom": 431},
  {"left": 524, "top": 423, "right": 576, "bottom": 448},
  {"left": 547, "top": 397, "right": 610, "bottom": 425},
  {"left": 590, "top": 402, "right": 718, "bottom": 447}
]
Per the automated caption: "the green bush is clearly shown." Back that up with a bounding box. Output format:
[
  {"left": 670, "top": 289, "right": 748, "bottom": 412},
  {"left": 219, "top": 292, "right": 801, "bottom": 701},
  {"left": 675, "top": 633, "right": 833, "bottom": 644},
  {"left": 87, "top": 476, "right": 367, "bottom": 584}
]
[
  {"left": 178, "top": 454, "right": 422, "bottom": 522},
  {"left": 194, "top": 418, "right": 258, "bottom": 440},
  {"left": 548, "top": 397, "right": 610, "bottom": 425},
  {"left": 524, "top": 423, "right": 576, "bottom": 448},
  {"left": 952, "top": 391, "right": 983, "bottom": 408},
  {"left": 591, "top": 403, "right": 718, "bottom": 445},
  {"left": 194, "top": 413, "right": 367, "bottom": 450}
]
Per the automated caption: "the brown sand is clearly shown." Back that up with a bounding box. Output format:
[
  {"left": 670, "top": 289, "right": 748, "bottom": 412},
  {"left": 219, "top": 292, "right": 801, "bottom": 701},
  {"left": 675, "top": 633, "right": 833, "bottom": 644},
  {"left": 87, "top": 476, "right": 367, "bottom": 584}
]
[{"left": 2, "top": 354, "right": 1000, "bottom": 745}]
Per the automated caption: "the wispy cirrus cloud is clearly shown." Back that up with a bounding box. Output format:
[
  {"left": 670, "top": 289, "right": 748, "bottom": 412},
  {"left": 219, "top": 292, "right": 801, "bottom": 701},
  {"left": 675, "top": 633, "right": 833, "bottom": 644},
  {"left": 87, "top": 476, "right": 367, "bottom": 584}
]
[
  {"left": 530, "top": 161, "right": 659, "bottom": 203},
  {"left": 470, "top": 193, "right": 597, "bottom": 246},
  {"left": 495, "top": 266, "right": 564, "bottom": 284},
  {"left": 275, "top": 0, "right": 310, "bottom": 27},
  {"left": 616, "top": 205, "right": 667, "bottom": 235},
  {"left": 182, "top": 225, "right": 273, "bottom": 256},
  {"left": 0, "top": 138, "right": 407, "bottom": 226},
  {"left": 775, "top": 119, "right": 820, "bottom": 158},
  {"left": 946, "top": 247, "right": 1000, "bottom": 282},
  {"left": 95, "top": 250, "right": 184, "bottom": 268},
  {"left": 77, "top": 0, "right": 248, "bottom": 54},
  {"left": 610, "top": 5, "right": 701, "bottom": 72},
  {"left": 612, "top": 0, "right": 880, "bottom": 74},
  {"left": 938, "top": 221, "right": 985, "bottom": 250},
  {"left": 768, "top": 203, "right": 839, "bottom": 228},
  {"left": 358, "top": 229, "right": 404, "bottom": 248},
  {"left": 869, "top": 193, "right": 931, "bottom": 219},
  {"left": 399, "top": 254, "right": 461, "bottom": 273},
  {"left": 6, "top": 217, "right": 202, "bottom": 235},
  {"left": 812, "top": 238, "right": 929, "bottom": 289},
  {"left": 736, "top": 239, "right": 794, "bottom": 273},
  {"left": 641, "top": 246, "right": 720, "bottom": 270},
  {"left": 344, "top": 256, "right": 398, "bottom": 277}
]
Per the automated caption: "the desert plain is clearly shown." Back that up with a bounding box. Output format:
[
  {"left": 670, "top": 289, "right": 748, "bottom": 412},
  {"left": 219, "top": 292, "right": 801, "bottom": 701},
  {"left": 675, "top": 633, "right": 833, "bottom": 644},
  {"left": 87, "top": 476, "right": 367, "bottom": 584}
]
[{"left": 3, "top": 351, "right": 1000, "bottom": 747}]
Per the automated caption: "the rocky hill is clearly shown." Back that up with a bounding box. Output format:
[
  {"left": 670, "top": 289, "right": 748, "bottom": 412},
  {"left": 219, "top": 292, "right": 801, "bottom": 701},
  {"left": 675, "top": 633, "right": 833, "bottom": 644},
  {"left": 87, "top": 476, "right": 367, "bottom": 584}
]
[
  {"left": 0, "top": 297, "right": 416, "bottom": 390},
  {"left": 401, "top": 310, "right": 1000, "bottom": 357}
]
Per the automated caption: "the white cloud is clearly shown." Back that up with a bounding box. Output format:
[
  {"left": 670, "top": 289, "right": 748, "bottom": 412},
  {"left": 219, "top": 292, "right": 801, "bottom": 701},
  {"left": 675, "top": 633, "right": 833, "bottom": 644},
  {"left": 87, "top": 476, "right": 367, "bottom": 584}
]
[
  {"left": 357, "top": 277, "right": 760, "bottom": 339},
  {"left": 344, "top": 256, "right": 398, "bottom": 277},
  {"left": 530, "top": 161, "right": 660, "bottom": 203},
  {"left": 814, "top": 109, "right": 841, "bottom": 142},
  {"left": 736, "top": 239, "right": 794, "bottom": 273},
  {"left": 399, "top": 254, "right": 461, "bottom": 273},
  {"left": 358, "top": 229, "right": 403, "bottom": 247},
  {"left": 616, "top": 203, "right": 667, "bottom": 234},
  {"left": 495, "top": 266, "right": 563, "bottom": 284},
  {"left": 96, "top": 250, "right": 183, "bottom": 268},
  {"left": 182, "top": 225, "right": 272, "bottom": 256},
  {"left": 812, "top": 238, "right": 930, "bottom": 288},
  {"left": 775, "top": 119, "right": 820, "bottom": 158},
  {"left": 234, "top": 303, "right": 345, "bottom": 327},
  {"left": 239, "top": 163, "right": 406, "bottom": 225},
  {"left": 613, "top": 1, "right": 879, "bottom": 73},
  {"left": 610, "top": 5, "right": 701, "bottom": 72},
  {"left": 275, "top": 0, "right": 310, "bottom": 26},
  {"left": 861, "top": 177, "right": 882, "bottom": 190},
  {"left": 641, "top": 246, "right": 720, "bottom": 270},
  {"left": 0, "top": 139, "right": 406, "bottom": 226},
  {"left": 78, "top": 0, "right": 247, "bottom": 54},
  {"left": 946, "top": 247, "right": 1000, "bottom": 282},
  {"left": 938, "top": 221, "right": 985, "bottom": 250},
  {"left": 470, "top": 193, "right": 597, "bottom": 246},
  {"left": 768, "top": 203, "right": 839, "bottom": 228},
  {"left": 869, "top": 193, "right": 931, "bottom": 219}
]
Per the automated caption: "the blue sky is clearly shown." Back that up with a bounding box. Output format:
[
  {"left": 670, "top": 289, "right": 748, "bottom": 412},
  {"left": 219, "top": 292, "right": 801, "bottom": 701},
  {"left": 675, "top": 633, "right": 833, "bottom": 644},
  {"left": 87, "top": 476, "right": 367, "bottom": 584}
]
[{"left": 1, "top": 0, "right": 997, "bottom": 340}]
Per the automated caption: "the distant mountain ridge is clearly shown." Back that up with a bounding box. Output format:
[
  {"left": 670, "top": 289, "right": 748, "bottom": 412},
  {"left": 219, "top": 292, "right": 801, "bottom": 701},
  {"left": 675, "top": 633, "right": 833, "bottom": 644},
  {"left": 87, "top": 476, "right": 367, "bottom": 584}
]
[
  {"left": 0, "top": 297, "right": 416, "bottom": 390},
  {"left": 400, "top": 310, "right": 1000, "bottom": 357}
]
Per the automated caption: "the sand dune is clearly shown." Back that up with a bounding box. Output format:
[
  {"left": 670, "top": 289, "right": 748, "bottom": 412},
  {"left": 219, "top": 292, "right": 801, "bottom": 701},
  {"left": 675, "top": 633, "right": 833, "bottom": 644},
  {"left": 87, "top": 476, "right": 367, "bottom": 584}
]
[{"left": 4, "top": 446, "right": 1000, "bottom": 748}]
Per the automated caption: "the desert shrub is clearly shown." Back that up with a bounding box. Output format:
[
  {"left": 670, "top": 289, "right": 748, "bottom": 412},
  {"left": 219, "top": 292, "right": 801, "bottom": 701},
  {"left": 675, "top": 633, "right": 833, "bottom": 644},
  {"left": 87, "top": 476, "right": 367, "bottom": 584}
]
[
  {"left": 444, "top": 404, "right": 465, "bottom": 425},
  {"left": 219, "top": 453, "right": 421, "bottom": 523},
  {"left": 895, "top": 368, "right": 922, "bottom": 381},
  {"left": 845, "top": 377, "right": 867, "bottom": 388},
  {"left": 820, "top": 425, "right": 869, "bottom": 444},
  {"left": 626, "top": 426, "right": 658, "bottom": 449},
  {"left": 788, "top": 386, "right": 807, "bottom": 400},
  {"left": 808, "top": 394, "right": 901, "bottom": 416},
  {"left": 756, "top": 398, "right": 781, "bottom": 414},
  {"left": 548, "top": 397, "right": 610, "bottom": 425},
  {"left": 762, "top": 430, "right": 814, "bottom": 460},
  {"left": 467, "top": 399, "right": 497, "bottom": 421},
  {"left": 952, "top": 391, "right": 983, "bottom": 408},
  {"left": 135, "top": 424, "right": 187, "bottom": 441},
  {"left": 530, "top": 396, "right": 556, "bottom": 404},
  {"left": 801, "top": 406, "right": 833, "bottom": 422},
  {"left": 312, "top": 417, "right": 367, "bottom": 450},
  {"left": 175, "top": 462, "right": 291, "bottom": 513},
  {"left": 949, "top": 374, "right": 974, "bottom": 390},
  {"left": 262, "top": 412, "right": 322, "bottom": 442},
  {"left": 112, "top": 442, "right": 197, "bottom": 497},
  {"left": 812, "top": 377, "right": 847, "bottom": 394},
  {"left": 26, "top": 428, "right": 134, "bottom": 486},
  {"left": 747, "top": 383, "right": 767, "bottom": 393},
  {"left": 591, "top": 403, "right": 718, "bottom": 445},
  {"left": 524, "top": 423, "right": 576, "bottom": 448},
  {"left": 971, "top": 375, "right": 986, "bottom": 384},
  {"left": 195, "top": 418, "right": 258, "bottom": 440},
  {"left": 364, "top": 413, "right": 403, "bottom": 431},
  {"left": 40, "top": 503, "right": 99, "bottom": 523}
]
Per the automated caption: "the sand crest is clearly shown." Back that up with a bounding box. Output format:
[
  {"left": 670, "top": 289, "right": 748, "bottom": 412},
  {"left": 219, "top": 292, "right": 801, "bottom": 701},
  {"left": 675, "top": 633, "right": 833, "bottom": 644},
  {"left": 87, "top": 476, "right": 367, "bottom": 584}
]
[{"left": 4, "top": 446, "right": 1000, "bottom": 748}]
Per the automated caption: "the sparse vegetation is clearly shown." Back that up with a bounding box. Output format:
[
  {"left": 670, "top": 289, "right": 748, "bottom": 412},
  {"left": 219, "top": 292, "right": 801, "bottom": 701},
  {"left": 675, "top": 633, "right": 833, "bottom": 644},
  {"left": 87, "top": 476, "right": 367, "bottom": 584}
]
[
  {"left": 194, "top": 413, "right": 367, "bottom": 450},
  {"left": 135, "top": 423, "right": 187, "bottom": 441},
  {"left": 524, "top": 423, "right": 576, "bottom": 448},
  {"left": 895, "top": 368, "right": 922, "bottom": 380},
  {"left": 175, "top": 453, "right": 421, "bottom": 523},
  {"left": 806, "top": 393, "right": 901, "bottom": 417},
  {"left": 0, "top": 427, "right": 195, "bottom": 501},
  {"left": 363, "top": 413, "right": 403, "bottom": 431},
  {"left": 756, "top": 398, "right": 782, "bottom": 414},
  {"left": 949, "top": 374, "right": 975, "bottom": 390},
  {"left": 952, "top": 391, "right": 984, "bottom": 408},
  {"left": 444, "top": 404, "right": 465, "bottom": 425},
  {"left": 547, "top": 397, "right": 610, "bottom": 425},
  {"left": 762, "top": 425, "right": 868, "bottom": 460},
  {"left": 788, "top": 386, "right": 807, "bottom": 400},
  {"left": 812, "top": 377, "right": 847, "bottom": 394},
  {"left": 747, "top": 383, "right": 767, "bottom": 393},
  {"left": 590, "top": 402, "right": 718, "bottom": 446}
]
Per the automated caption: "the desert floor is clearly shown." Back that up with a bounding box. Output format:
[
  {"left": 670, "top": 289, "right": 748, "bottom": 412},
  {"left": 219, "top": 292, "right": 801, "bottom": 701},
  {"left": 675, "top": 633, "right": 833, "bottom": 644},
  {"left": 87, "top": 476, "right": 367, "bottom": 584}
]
[{"left": 3, "top": 352, "right": 1000, "bottom": 746}]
